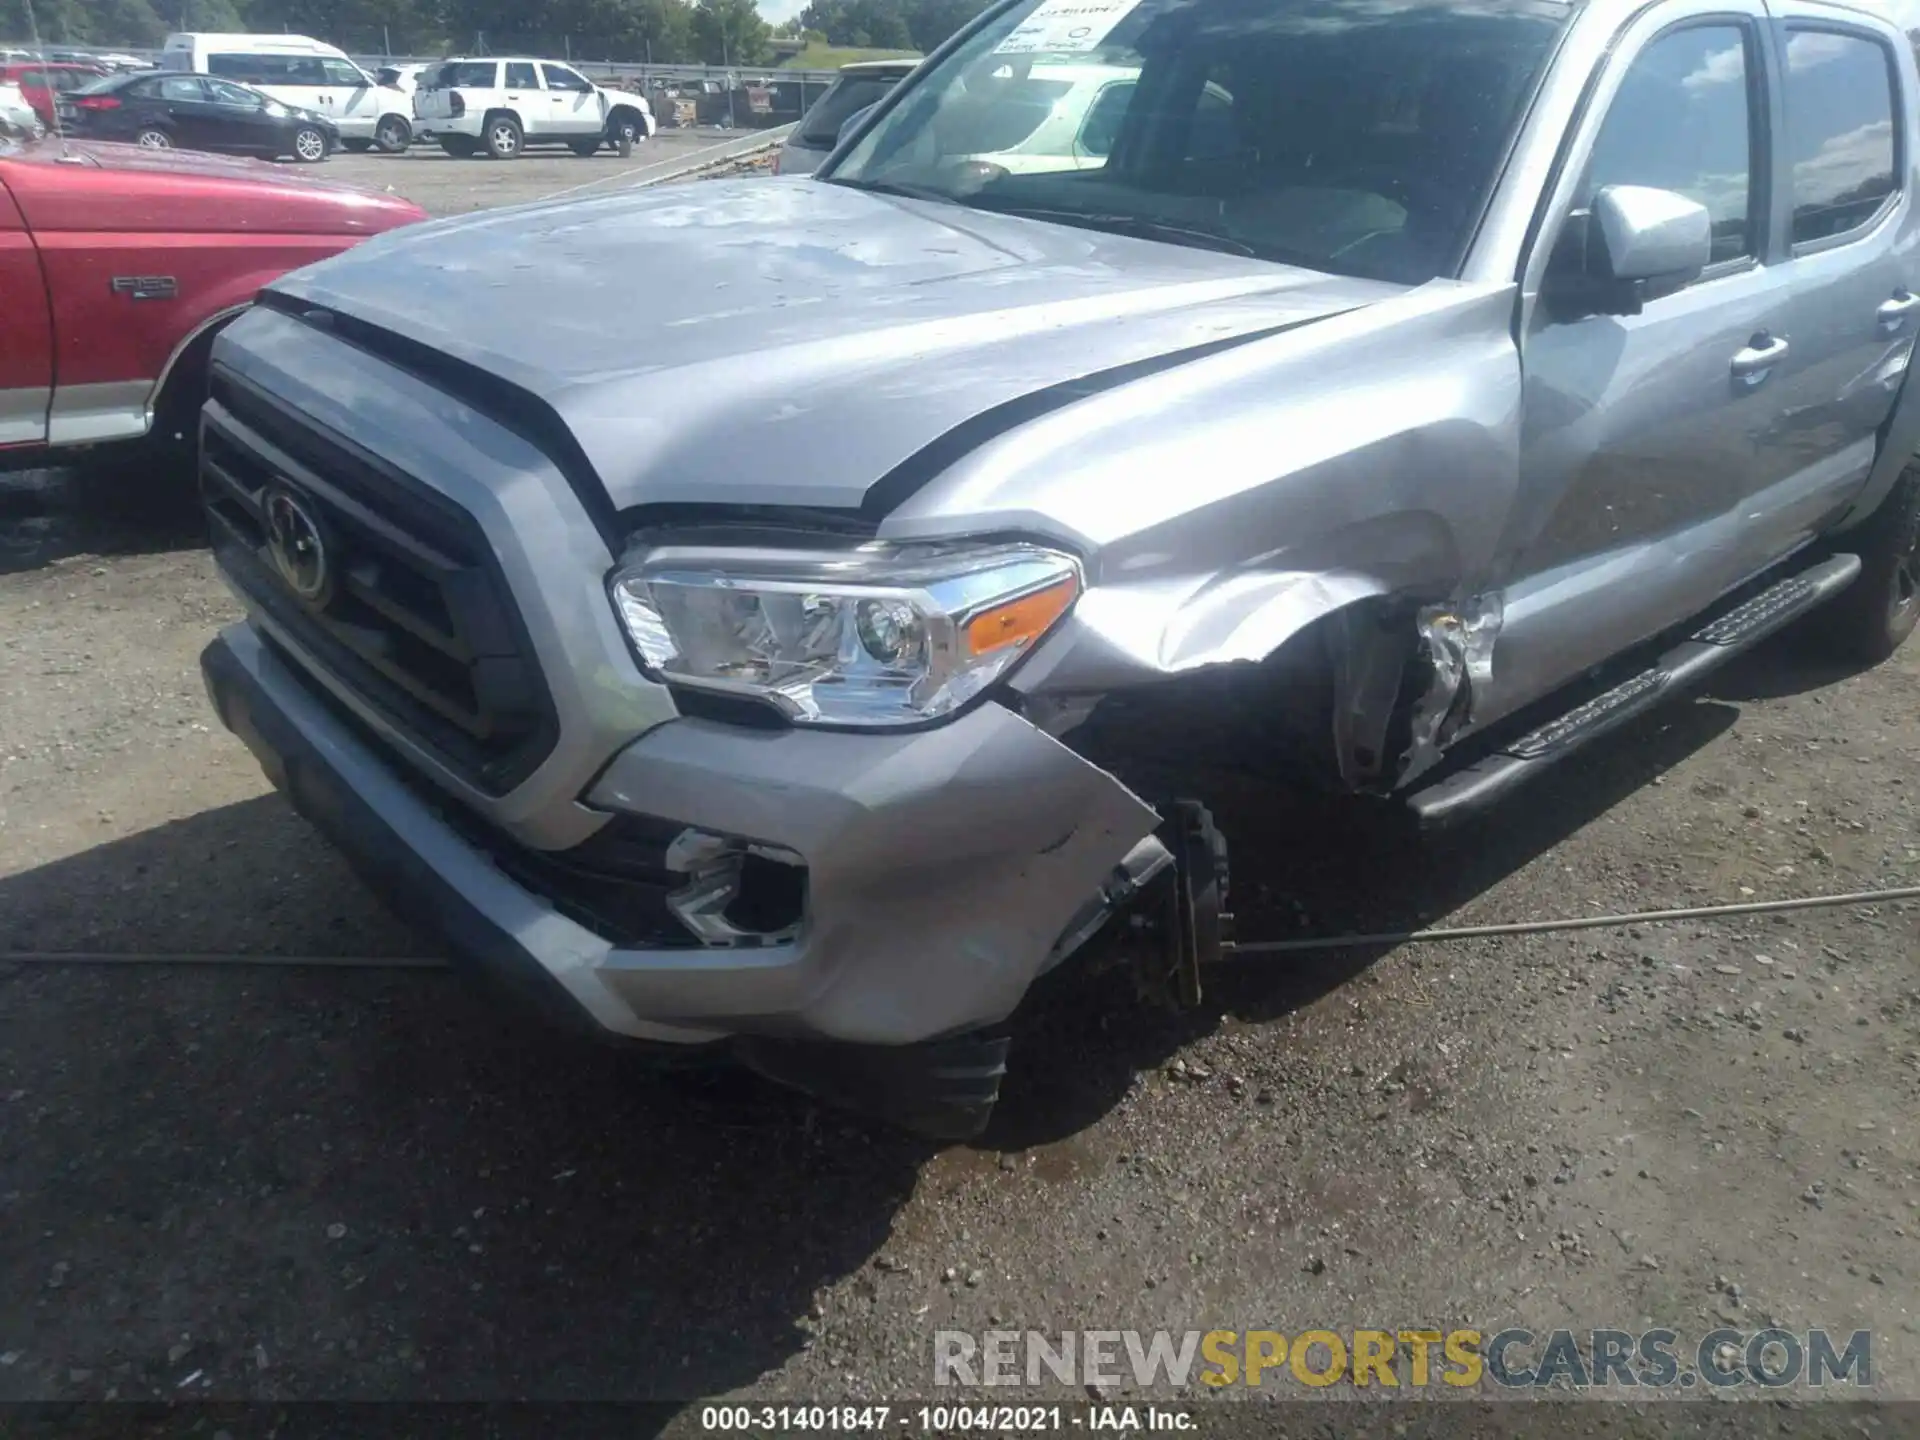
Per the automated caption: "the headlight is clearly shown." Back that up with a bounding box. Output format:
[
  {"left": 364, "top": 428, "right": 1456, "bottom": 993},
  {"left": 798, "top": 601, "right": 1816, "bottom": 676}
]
[{"left": 610, "top": 539, "right": 1080, "bottom": 728}]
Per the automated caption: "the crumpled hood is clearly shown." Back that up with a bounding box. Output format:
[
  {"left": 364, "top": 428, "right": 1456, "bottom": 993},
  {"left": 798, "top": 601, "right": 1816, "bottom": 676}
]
[{"left": 268, "top": 177, "right": 1398, "bottom": 512}]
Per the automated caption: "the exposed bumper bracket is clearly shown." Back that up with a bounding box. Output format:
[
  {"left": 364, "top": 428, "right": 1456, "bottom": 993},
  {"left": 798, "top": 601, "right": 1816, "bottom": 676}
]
[{"left": 1133, "top": 800, "right": 1231, "bottom": 1008}]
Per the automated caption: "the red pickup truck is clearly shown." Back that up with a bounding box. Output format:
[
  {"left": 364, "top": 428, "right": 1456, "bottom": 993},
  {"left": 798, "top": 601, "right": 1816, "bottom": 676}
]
[{"left": 0, "top": 134, "right": 425, "bottom": 468}]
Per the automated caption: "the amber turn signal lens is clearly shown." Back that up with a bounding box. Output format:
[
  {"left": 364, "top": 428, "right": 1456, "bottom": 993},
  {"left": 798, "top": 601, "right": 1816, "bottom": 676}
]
[{"left": 963, "top": 574, "right": 1078, "bottom": 658}]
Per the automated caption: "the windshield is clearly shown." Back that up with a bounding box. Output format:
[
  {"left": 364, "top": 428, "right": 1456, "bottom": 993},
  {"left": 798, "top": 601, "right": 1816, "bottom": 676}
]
[{"left": 827, "top": 0, "right": 1570, "bottom": 284}]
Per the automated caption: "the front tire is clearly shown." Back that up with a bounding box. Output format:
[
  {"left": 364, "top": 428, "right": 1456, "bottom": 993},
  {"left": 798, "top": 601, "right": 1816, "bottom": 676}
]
[
  {"left": 609, "top": 109, "right": 643, "bottom": 157},
  {"left": 374, "top": 114, "right": 412, "bottom": 153},
  {"left": 1809, "top": 467, "right": 1920, "bottom": 664},
  {"left": 483, "top": 113, "right": 522, "bottom": 160},
  {"left": 291, "top": 124, "right": 329, "bottom": 163},
  {"left": 135, "top": 126, "right": 172, "bottom": 150}
]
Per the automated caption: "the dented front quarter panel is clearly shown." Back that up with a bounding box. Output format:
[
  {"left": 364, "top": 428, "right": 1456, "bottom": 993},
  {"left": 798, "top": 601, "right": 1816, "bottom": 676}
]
[{"left": 883, "top": 281, "right": 1524, "bottom": 732}]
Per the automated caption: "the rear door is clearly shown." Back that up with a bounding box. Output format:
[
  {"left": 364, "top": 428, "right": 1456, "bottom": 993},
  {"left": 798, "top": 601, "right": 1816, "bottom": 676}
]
[
  {"left": 503, "top": 60, "right": 543, "bottom": 132},
  {"left": 416, "top": 60, "right": 496, "bottom": 121},
  {"left": 1761, "top": 7, "right": 1918, "bottom": 532},
  {"left": 0, "top": 167, "right": 51, "bottom": 446},
  {"left": 540, "top": 63, "right": 603, "bottom": 135}
]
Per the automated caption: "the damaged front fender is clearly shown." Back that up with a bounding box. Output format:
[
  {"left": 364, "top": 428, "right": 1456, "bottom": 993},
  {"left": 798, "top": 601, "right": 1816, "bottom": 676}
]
[{"left": 881, "top": 281, "right": 1525, "bottom": 783}]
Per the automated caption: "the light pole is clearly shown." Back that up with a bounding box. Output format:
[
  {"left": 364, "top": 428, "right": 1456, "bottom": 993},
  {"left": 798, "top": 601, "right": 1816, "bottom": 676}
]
[{"left": 723, "top": 28, "right": 736, "bottom": 129}]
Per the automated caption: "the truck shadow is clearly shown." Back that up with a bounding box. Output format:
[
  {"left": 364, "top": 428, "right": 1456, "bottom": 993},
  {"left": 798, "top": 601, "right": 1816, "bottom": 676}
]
[
  {"left": 0, "top": 796, "right": 928, "bottom": 1406},
  {"left": 0, "top": 458, "right": 205, "bottom": 576},
  {"left": 988, "top": 694, "right": 1744, "bottom": 1149},
  {"left": 0, "top": 673, "right": 1795, "bottom": 1401}
]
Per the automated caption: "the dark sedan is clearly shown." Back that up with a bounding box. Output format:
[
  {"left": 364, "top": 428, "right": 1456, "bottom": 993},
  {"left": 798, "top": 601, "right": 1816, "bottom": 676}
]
[{"left": 58, "top": 72, "right": 337, "bottom": 163}]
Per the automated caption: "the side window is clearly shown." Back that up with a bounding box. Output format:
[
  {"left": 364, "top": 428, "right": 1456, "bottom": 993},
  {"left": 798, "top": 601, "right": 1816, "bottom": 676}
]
[
  {"left": 204, "top": 78, "right": 260, "bottom": 107},
  {"left": 1076, "top": 81, "right": 1133, "bottom": 159},
  {"left": 320, "top": 59, "right": 366, "bottom": 88},
  {"left": 1185, "top": 68, "right": 1243, "bottom": 164},
  {"left": 542, "top": 64, "right": 593, "bottom": 93},
  {"left": 1582, "top": 25, "right": 1756, "bottom": 264},
  {"left": 158, "top": 76, "right": 206, "bottom": 103},
  {"left": 505, "top": 62, "right": 539, "bottom": 89},
  {"left": 1782, "top": 28, "right": 1898, "bottom": 246}
]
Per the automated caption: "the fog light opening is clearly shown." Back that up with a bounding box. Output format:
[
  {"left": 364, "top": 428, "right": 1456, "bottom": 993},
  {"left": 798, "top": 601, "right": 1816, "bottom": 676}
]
[{"left": 664, "top": 829, "right": 806, "bottom": 946}]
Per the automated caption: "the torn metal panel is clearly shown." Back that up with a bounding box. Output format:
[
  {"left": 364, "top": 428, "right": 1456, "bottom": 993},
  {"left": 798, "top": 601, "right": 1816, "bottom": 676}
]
[
  {"left": 1329, "top": 602, "right": 1420, "bottom": 791},
  {"left": 1407, "top": 591, "right": 1505, "bottom": 773}
]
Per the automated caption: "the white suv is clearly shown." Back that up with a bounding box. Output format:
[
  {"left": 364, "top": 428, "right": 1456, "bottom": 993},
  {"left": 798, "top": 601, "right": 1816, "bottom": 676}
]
[{"left": 413, "top": 58, "right": 654, "bottom": 159}]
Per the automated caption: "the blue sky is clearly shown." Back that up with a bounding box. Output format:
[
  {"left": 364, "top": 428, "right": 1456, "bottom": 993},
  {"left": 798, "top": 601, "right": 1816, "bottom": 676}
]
[{"left": 758, "top": 0, "right": 810, "bottom": 24}]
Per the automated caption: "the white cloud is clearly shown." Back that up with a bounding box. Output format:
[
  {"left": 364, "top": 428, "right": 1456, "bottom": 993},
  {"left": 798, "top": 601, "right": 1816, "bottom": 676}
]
[
  {"left": 1794, "top": 117, "right": 1894, "bottom": 197},
  {"left": 758, "top": 0, "right": 811, "bottom": 23},
  {"left": 1682, "top": 41, "right": 1744, "bottom": 90},
  {"left": 1787, "top": 30, "right": 1852, "bottom": 72}
]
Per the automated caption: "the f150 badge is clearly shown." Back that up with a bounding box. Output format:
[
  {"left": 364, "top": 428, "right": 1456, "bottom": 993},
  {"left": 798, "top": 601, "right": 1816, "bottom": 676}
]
[{"left": 109, "top": 276, "right": 178, "bottom": 301}]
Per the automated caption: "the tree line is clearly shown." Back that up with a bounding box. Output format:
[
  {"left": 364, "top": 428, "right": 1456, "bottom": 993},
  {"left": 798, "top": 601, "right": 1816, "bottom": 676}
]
[{"left": 2, "top": 0, "right": 994, "bottom": 65}]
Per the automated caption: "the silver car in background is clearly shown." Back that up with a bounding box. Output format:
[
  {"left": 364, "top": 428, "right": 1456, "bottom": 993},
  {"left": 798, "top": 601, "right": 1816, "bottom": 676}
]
[
  {"left": 200, "top": 0, "right": 1920, "bottom": 1137},
  {"left": 775, "top": 58, "right": 917, "bottom": 175}
]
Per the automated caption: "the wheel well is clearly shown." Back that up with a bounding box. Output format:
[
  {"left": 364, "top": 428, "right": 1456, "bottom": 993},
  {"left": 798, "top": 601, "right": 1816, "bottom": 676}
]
[
  {"left": 379, "top": 111, "right": 411, "bottom": 130},
  {"left": 608, "top": 104, "right": 643, "bottom": 130},
  {"left": 484, "top": 108, "right": 523, "bottom": 132},
  {"left": 1053, "top": 597, "right": 1444, "bottom": 802},
  {"left": 150, "top": 317, "right": 234, "bottom": 443},
  {"left": 1058, "top": 619, "right": 1347, "bottom": 803}
]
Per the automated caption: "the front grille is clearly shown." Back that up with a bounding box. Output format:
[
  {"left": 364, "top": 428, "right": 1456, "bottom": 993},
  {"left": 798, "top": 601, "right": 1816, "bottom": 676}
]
[{"left": 202, "top": 365, "right": 558, "bottom": 796}]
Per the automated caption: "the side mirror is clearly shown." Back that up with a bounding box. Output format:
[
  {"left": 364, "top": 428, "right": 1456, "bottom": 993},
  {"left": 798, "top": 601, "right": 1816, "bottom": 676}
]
[
  {"left": 836, "top": 102, "right": 875, "bottom": 146},
  {"left": 1547, "top": 184, "right": 1713, "bottom": 319},
  {"left": 1592, "top": 184, "right": 1711, "bottom": 286}
]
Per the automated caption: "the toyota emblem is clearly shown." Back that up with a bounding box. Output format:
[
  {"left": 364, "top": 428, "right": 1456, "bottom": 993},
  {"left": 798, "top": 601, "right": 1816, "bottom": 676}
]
[{"left": 264, "top": 485, "right": 332, "bottom": 606}]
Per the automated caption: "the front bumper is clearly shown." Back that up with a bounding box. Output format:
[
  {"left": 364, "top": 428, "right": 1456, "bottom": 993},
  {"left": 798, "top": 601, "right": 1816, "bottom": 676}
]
[{"left": 203, "top": 621, "right": 1161, "bottom": 1050}]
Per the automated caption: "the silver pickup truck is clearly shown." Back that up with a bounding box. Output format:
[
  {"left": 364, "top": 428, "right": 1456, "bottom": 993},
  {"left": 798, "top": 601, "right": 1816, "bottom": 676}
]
[{"left": 199, "top": 0, "right": 1920, "bottom": 1136}]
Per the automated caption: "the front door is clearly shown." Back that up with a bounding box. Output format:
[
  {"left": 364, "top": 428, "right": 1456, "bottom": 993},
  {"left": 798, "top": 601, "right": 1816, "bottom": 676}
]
[
  {"left": 202, "top": 77, "right": 287, "bottom": 155},
  {"left": 0, "top": 173, "right": 50, "bottom": 447},
  {"left": 321, "top": 57, "right": 378, "bottom": 140},
  {"left": 151, "top": 74, "right": 224, "bottom": 150},
  {"left": 1491, "top": 3, "right": 1800, "bottom": 723},
  {"left": 540, "top": 63, "right": 604, "bottom": 136}
]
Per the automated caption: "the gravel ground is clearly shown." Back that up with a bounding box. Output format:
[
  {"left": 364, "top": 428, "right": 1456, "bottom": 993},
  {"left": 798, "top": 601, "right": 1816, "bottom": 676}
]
[
  {"left": 321, "top": 127, "right": 783, "bottom": 217},
  {"left": 0, "top": 167, "right": 1916, "bottom": 1422}
]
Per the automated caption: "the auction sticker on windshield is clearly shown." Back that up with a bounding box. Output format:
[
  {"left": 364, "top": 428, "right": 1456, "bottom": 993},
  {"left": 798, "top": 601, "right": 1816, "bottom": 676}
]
[{"left": 994, "top": 0, "right": 1144, "bottom": 53}]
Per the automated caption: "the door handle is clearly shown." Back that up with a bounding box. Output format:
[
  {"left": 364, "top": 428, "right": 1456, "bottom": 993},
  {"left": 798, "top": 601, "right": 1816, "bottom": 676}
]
[
  {"left": 1877, "top": 290, "right": 1920, "bottom": 333},
  {"left": 1731, "top": 332, "right": 1790, "bottom": 385}
]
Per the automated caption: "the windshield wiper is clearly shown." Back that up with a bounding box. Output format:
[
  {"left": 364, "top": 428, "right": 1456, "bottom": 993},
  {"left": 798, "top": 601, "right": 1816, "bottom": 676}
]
[
  {"left": 824, "top": 176, "right": 961, "bottom": 207},
  {"left": 962, "top": 203, "right": 1260, "bottom": 258}
]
